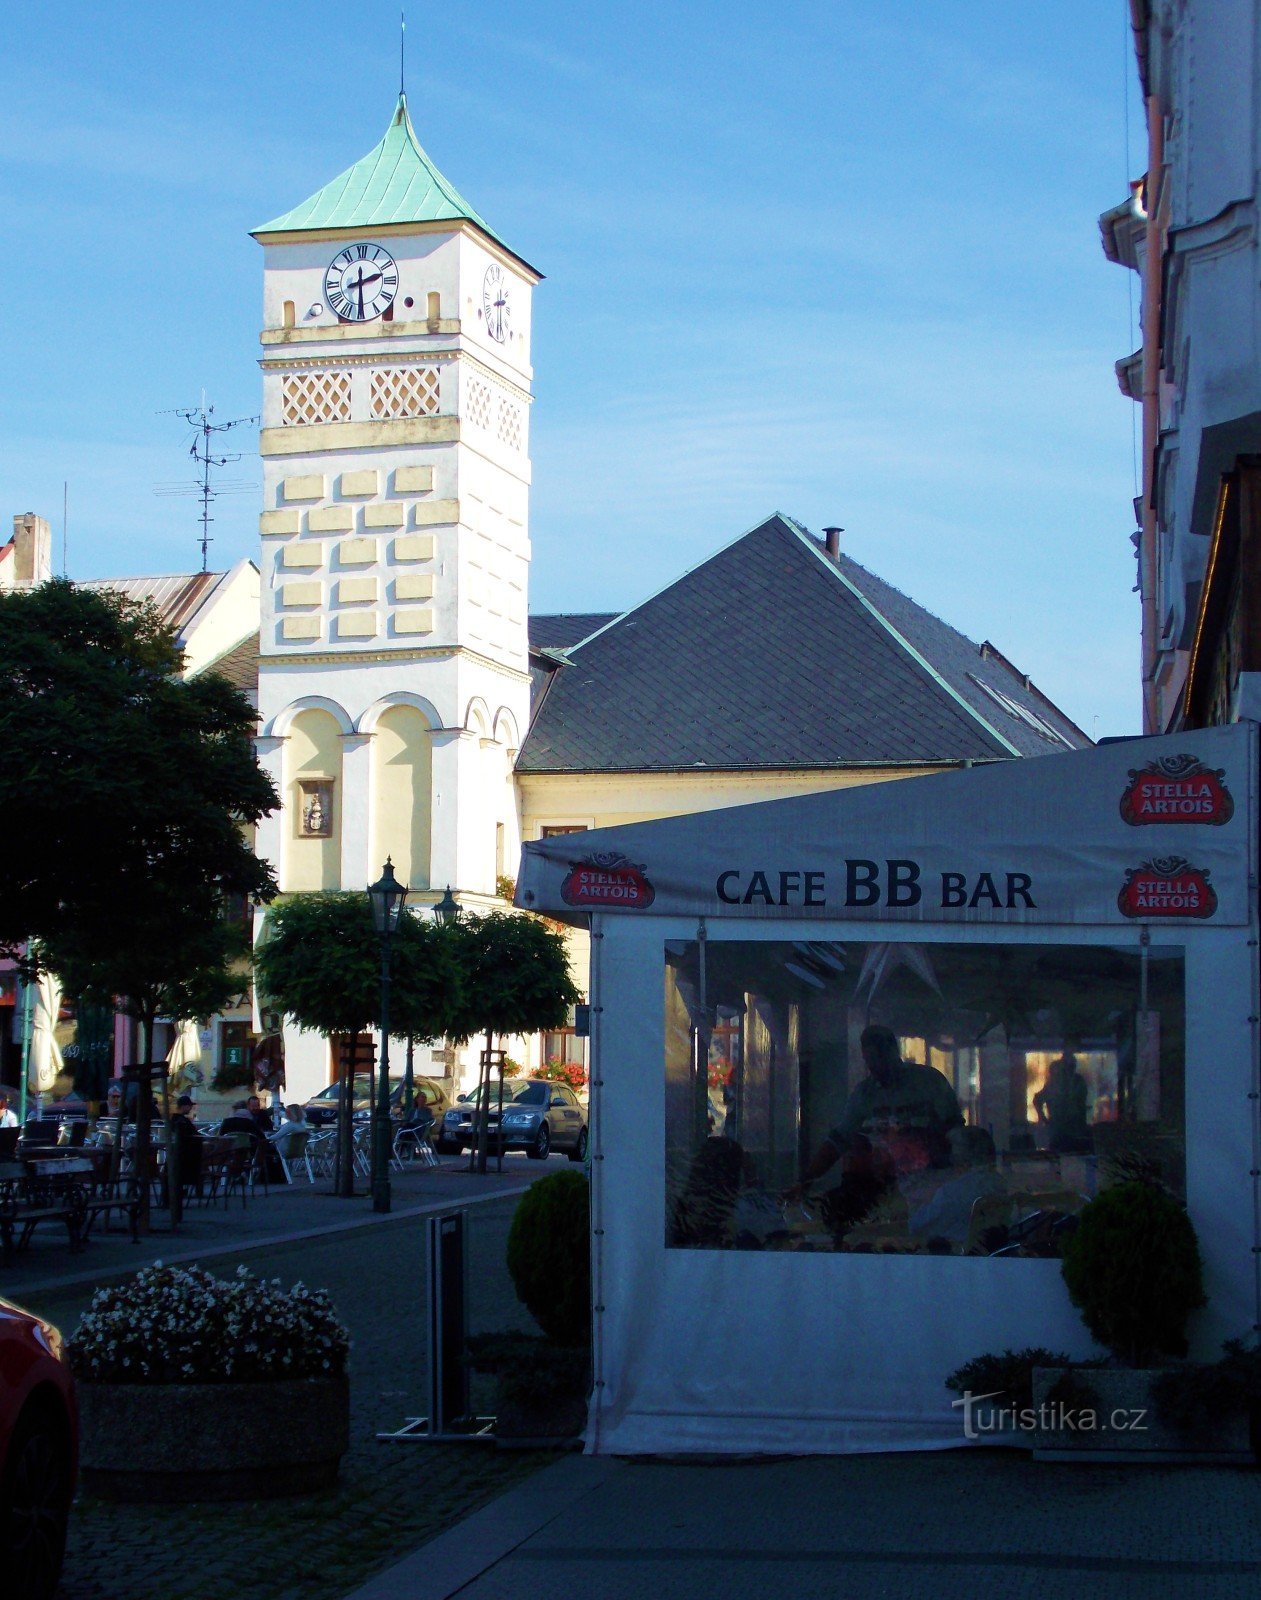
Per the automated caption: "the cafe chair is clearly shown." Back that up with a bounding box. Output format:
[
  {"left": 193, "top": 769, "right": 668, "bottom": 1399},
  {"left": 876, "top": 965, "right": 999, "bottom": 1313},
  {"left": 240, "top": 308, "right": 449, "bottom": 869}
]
[{"left": 274, "top": 1128, "right": 315, "bottom": 1184}]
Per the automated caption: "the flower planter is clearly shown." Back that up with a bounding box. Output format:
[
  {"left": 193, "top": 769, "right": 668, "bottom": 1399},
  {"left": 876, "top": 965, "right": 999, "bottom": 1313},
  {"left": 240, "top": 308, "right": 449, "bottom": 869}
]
[
  {"left": 78, "top": 1375, "right": 350, "bottom": 1501},
  {"left": 1031, "top": 1366, "right": 1252, "bottom": 1464}
]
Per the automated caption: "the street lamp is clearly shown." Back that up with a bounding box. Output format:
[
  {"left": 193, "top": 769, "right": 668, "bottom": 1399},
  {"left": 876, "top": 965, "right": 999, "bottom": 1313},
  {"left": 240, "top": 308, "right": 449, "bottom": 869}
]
[
  {"left": 367, "top": 857, "right": 408, "bottom": 1213},
  {"left": 434, "top": 885, "right": 460, "bottom": 926}
]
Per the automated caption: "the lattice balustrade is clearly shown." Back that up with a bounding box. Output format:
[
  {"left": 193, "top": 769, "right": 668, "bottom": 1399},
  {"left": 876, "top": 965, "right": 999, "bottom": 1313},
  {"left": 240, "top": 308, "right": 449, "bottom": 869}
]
[
  {"left": 466, "top": 378, "right": 492, "bottom": 431},
  {"left": 281, "top": 371, "right": 352, "bottom": 426},
  {"left": 497, "top": 397, "right": 523, "bottom": 452},
  {"left": 370, "top": 367, "right": 440, "bottom": 420}
]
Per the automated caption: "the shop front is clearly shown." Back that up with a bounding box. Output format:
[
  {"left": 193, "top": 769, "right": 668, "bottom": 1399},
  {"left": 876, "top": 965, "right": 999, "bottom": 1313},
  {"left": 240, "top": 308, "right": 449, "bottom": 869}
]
[{"left": 516, "top": 723, "right": 1259, "bottom": 1455}]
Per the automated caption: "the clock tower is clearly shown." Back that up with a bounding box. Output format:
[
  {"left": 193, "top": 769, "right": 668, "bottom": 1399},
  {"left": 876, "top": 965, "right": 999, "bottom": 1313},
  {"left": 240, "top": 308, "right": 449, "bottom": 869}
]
[{"left": 250, "top": 96, "right": 539, "bottom": 1068}]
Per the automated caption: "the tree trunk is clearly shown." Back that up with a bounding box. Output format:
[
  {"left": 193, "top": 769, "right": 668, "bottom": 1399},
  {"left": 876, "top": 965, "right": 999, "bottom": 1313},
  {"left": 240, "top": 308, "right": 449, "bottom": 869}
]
[
  {"left": 474, "top": 1029, "right": 495, "bottom": 1176},
  {"left": 135, "top": 1012, "right": 154, "bottom": 1236},
  {"left": 335, "top": 1034, "right": 356, "bottom": 1198}
]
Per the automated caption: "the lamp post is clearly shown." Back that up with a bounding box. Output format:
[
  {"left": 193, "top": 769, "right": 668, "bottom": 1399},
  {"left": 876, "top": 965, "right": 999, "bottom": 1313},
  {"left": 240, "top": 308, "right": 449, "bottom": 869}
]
[{"left": 367, "top": 857, "right": 409, "bottom": 1214}]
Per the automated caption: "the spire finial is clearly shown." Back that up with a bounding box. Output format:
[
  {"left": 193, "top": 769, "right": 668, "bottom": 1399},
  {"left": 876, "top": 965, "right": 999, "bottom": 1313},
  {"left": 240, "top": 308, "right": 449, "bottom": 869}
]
[{"left": 400, "top": 10, "right": 406, "bottom": 100}]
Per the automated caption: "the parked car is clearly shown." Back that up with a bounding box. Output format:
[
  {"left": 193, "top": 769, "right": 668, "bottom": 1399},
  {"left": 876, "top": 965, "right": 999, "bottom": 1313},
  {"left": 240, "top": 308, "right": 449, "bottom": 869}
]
[
  {"left": 303, "top": 1075, "right": 451, "bottom": 1128},
  {"left": 0, "top": 1297, "right": 77, "bottom": 1600},
  {"left": 437, "top": 1079, "right": 588, "bottom": 1161}
]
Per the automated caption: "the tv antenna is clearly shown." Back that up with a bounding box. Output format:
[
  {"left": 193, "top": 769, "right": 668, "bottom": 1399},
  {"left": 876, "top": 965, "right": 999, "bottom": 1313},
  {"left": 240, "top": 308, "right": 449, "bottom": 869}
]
[{"left": 156, "top": 399, "right": 258, "bottom": 571}]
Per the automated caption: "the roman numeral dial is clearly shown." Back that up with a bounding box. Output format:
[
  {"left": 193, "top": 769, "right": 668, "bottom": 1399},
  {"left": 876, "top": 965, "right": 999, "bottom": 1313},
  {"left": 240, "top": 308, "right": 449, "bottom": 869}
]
[{"left": 324, "top": 243, "right": 398, "bottom": 323}]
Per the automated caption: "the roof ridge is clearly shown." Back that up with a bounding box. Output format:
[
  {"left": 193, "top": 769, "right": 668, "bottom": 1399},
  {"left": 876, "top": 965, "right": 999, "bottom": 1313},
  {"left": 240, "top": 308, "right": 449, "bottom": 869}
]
[
  {"left": 786, "top": 525, "right": 1021, "bottom": 758},
  {"left": 564, "top": 512, "right": 799, "bottom": 656}
]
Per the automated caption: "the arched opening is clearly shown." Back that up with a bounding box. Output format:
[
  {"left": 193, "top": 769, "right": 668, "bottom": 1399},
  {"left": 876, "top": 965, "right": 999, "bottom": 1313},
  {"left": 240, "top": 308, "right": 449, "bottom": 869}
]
[
  {"left": 282, "top": 300, "right": 296, "bottom": 329},
  {"left": 427, "top": 291, "right": 441, "bottom": 322}
]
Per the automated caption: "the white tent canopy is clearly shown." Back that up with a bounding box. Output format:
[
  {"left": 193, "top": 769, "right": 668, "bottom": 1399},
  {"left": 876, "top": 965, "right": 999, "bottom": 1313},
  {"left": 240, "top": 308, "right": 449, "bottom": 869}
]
[{"left": 518, "top": 724, "right": 1259, "bottom": 1455}]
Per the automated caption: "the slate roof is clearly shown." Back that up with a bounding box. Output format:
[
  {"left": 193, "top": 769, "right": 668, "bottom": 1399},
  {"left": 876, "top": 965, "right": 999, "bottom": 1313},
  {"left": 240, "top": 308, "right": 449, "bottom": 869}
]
[
  {"left": 253, "top": 94, "right": 533, "bottom": 273},
  {"left": 529, "top": 614, "right": 618, "bottom": 652},
  {"left": 197, "top": 634, "right": 260, "bottom": 701},
  {"left": 516, "top": 513, "right": 1088, "bottom": 774}
]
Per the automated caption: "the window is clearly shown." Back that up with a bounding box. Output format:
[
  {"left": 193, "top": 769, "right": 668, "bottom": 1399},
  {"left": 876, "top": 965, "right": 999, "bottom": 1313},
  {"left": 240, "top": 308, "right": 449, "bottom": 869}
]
[
  {"left": 540, "top": 824, "right": 589, "bottom": 838},
  {"left": 665, "top": 939, "right": 1184, "bottom": 1257},
  {"left": 282, "top": 300, "right": 295, "bottom": 329},
  {"left": 966, "top": 675, "right": 1072, "bottom": 747},
  {"left": 427, "top": 291, "right": 441, "bottom": 321}
]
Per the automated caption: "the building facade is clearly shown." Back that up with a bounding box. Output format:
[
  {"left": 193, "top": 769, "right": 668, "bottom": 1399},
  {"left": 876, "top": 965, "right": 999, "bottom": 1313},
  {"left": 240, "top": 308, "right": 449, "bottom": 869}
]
[
  {"left": 249, "top": 97, "right": 538, "bottom": 1093},
  {"left": 1105, "top": 0, "right": 1261, "bottom": 731}
]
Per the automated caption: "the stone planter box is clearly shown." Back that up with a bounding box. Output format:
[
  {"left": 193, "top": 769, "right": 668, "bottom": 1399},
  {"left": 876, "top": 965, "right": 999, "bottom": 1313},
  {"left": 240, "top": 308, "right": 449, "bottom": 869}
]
[
  {"left": 1031, "top": 1366, "right": 1253, "bottom": 1463},
  {"left": 79, "top": 1375, "right": 350, "bottom": 1501}
]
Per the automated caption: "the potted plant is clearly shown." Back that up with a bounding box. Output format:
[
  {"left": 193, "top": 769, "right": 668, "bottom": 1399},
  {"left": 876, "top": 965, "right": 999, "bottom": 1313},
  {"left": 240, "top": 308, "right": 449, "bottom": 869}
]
[
  {"left": 1030, "top": 1181, "right": 1250, "bottom": 1458},
  {"left": 470, "top": 1170, "right": 591, "bottom": 1443},
  {"left": 69, "top": 1262, "right": 350, "bottom": 1500},
  {"left": 1150, "top": 1338, "right": 1261, "bottom": 1457}
]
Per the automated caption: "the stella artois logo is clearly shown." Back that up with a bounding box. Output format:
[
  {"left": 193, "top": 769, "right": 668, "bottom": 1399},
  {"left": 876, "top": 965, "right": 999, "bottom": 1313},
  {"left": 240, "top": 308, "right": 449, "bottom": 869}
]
[
  {"left": 560, "top": 852, "right": 655, "bottom": 909},
  {"left": 1119, "top": 754, "right": 1234, "bottom": 826},
  {"left": 1117, "top": 856, "right": 1217, "bottom": 919}
]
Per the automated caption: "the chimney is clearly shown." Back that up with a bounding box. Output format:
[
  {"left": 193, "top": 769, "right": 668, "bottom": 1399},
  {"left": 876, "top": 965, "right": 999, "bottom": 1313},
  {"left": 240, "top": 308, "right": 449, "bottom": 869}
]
[
  {"left": 822, "top": 525, "right": 843, "bottom": 560},
  {"left": 1, "top": 513, "right": 52, "bottom": 591}
]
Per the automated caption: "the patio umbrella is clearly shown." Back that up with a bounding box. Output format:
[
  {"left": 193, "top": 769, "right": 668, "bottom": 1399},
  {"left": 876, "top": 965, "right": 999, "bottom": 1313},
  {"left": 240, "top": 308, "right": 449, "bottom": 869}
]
[
  {"left": 29, "top": 969, "right": 64, "bottom": 1093},
  {"left": 167, "top": 1019, "right": 205, "bottom": 1091}
]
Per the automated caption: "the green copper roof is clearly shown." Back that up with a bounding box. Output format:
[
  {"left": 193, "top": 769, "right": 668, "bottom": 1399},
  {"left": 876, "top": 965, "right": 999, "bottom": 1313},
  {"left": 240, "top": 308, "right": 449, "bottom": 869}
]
[{"left": 253, "top": 94, "right": 509, "bottom": 251}]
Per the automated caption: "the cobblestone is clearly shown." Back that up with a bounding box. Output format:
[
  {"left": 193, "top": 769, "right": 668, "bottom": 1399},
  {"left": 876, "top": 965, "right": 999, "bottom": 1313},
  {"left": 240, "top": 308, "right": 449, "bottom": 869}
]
[{"left": 13, "top": 1167, "right": 563, "bottom": 1600}]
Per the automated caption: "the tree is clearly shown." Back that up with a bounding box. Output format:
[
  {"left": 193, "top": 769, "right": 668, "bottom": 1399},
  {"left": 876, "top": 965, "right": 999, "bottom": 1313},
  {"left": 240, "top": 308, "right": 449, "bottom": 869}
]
[
  {"left": 443, "top": 912, "right": 583, "bottom": 1173},
  {"left": 255, "top": 893, "right": 459, "bottom": 1195},
  {"left": 0, "top": 578, "right": 277, "bottom": 954},
  {"left": 42, "top": 901, "right": 252, "bottom": 1228}
]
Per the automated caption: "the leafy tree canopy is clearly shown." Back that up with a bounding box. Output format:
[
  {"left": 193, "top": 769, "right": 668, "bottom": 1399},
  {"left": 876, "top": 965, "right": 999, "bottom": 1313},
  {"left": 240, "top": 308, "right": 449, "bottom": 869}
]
[
  {"left": 443, "top": 911, "right": 582, "bottom": 1042},
  {"left": 0, "top": 578, "right": 277, "bottom": 954},
  {"left": 255, "top": 893, "right": 460, "bottom": 1041},
  {"left": 41, "top": 894, "right": 251, "bottom": 1055}
]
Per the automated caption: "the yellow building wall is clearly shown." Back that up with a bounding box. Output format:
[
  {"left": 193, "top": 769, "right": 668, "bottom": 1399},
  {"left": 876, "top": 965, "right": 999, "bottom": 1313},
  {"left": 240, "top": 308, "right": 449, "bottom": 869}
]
[
  {"left": 518, "top": 765, "right": 946, "bottom": 838},
  {"left": 517, "top": 765, "right": 956, "bottom": 1017},
  {"left": 371, "top": 706, "right": 433, "bottom": 890},
  {"left": 283, "top": 708, "right": 343, "bottom": 891}
]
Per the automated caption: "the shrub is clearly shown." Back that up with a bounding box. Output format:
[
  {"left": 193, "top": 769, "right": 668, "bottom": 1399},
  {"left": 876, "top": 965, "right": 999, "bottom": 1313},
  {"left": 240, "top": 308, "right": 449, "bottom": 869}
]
[
  {"left": 506, "top": 1170, "right": 590, "bottom": 1346},
  {"left": 68, "top": 1262, "right": 350, "bottom": 1384},
  {"left": 945, "top": 1347, "right": 1077, "bottom": 1415},
  {"left": 466, "top": 1331, "right": 590, "bottom": 1405},
  {"left": 1060, "top": 1181, "right": 1206, "bottom": 1364},
  {"left": 1152, "top": 1338, "right": 1261, "bottom": 1434}
]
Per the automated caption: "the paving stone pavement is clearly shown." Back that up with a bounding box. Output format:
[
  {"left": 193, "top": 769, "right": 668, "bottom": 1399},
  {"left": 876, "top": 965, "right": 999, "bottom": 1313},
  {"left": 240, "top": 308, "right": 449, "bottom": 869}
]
[
  {"left": 349, "top": 1449, "right": 1261, "bottom": 1600},
  {"left": 10, "top": 1158, "right": 568, "bottom": 1600}
]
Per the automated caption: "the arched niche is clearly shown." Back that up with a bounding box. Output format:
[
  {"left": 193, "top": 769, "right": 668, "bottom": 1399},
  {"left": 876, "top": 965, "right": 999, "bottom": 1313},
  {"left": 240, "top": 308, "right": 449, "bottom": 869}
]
[
  {"left": 492, "top": 707, "right": 520, "bottom": 749},
  {"left": 266, "top": 695, "right": 354, "bottom": 740},
  {"left": 371, "top": 704, "right": 433, "bottom": 891},
  {"left": 283, "top": 706, "right": 343, "bottom": 892},
  {"left": 463, "top": 696, "right": 491, "bottom": 737}
]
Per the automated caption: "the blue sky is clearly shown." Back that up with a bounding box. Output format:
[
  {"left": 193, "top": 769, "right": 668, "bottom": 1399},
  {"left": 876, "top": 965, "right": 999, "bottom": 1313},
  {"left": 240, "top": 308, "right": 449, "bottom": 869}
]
[{"left": 1, "top": 1, "right": 1143, "bottom": 734}]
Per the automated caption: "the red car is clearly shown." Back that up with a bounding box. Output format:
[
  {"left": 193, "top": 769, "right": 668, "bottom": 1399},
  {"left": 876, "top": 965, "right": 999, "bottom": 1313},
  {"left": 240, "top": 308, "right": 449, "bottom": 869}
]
[{"left": 0, "top": 1297, "right": 77, "bottom": 1600}]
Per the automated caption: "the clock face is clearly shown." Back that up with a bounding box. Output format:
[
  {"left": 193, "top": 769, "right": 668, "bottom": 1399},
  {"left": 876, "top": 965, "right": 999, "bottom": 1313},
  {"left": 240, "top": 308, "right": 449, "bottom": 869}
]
[
  {"left": 325, "top": 244, "right": 398, "bottom": 323},
  {"left": 483, "top": 263, "right": 510, "bottom": 342}
]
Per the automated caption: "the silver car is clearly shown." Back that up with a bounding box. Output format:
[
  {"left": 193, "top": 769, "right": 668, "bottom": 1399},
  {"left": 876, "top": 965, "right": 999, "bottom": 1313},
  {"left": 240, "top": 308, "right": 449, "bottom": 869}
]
[{"left": 438, "top": 1079, "right": 588, "bottom": 1161}]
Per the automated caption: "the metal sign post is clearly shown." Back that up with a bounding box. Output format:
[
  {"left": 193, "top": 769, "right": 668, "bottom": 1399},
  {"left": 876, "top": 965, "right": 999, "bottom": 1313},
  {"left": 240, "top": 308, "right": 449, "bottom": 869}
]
[{"left": 377, "top": 1209, "right": 495, "bottom": 1442}]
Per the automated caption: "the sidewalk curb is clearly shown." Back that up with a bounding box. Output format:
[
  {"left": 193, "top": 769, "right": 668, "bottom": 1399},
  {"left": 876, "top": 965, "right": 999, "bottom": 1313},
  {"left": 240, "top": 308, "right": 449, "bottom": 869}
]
[
  {"left": 340, "top": 1455, "right": 625, "bottom": 1600},
  {"left": 12, "top": 1183, "right": 533, "bottom": 1299}
]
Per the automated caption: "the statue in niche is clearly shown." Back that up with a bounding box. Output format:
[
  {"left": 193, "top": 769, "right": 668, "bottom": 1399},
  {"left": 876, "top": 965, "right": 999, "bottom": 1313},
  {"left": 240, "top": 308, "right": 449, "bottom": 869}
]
[{"left": 301, "top": 786, "right": 331, "bottom": 837}]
